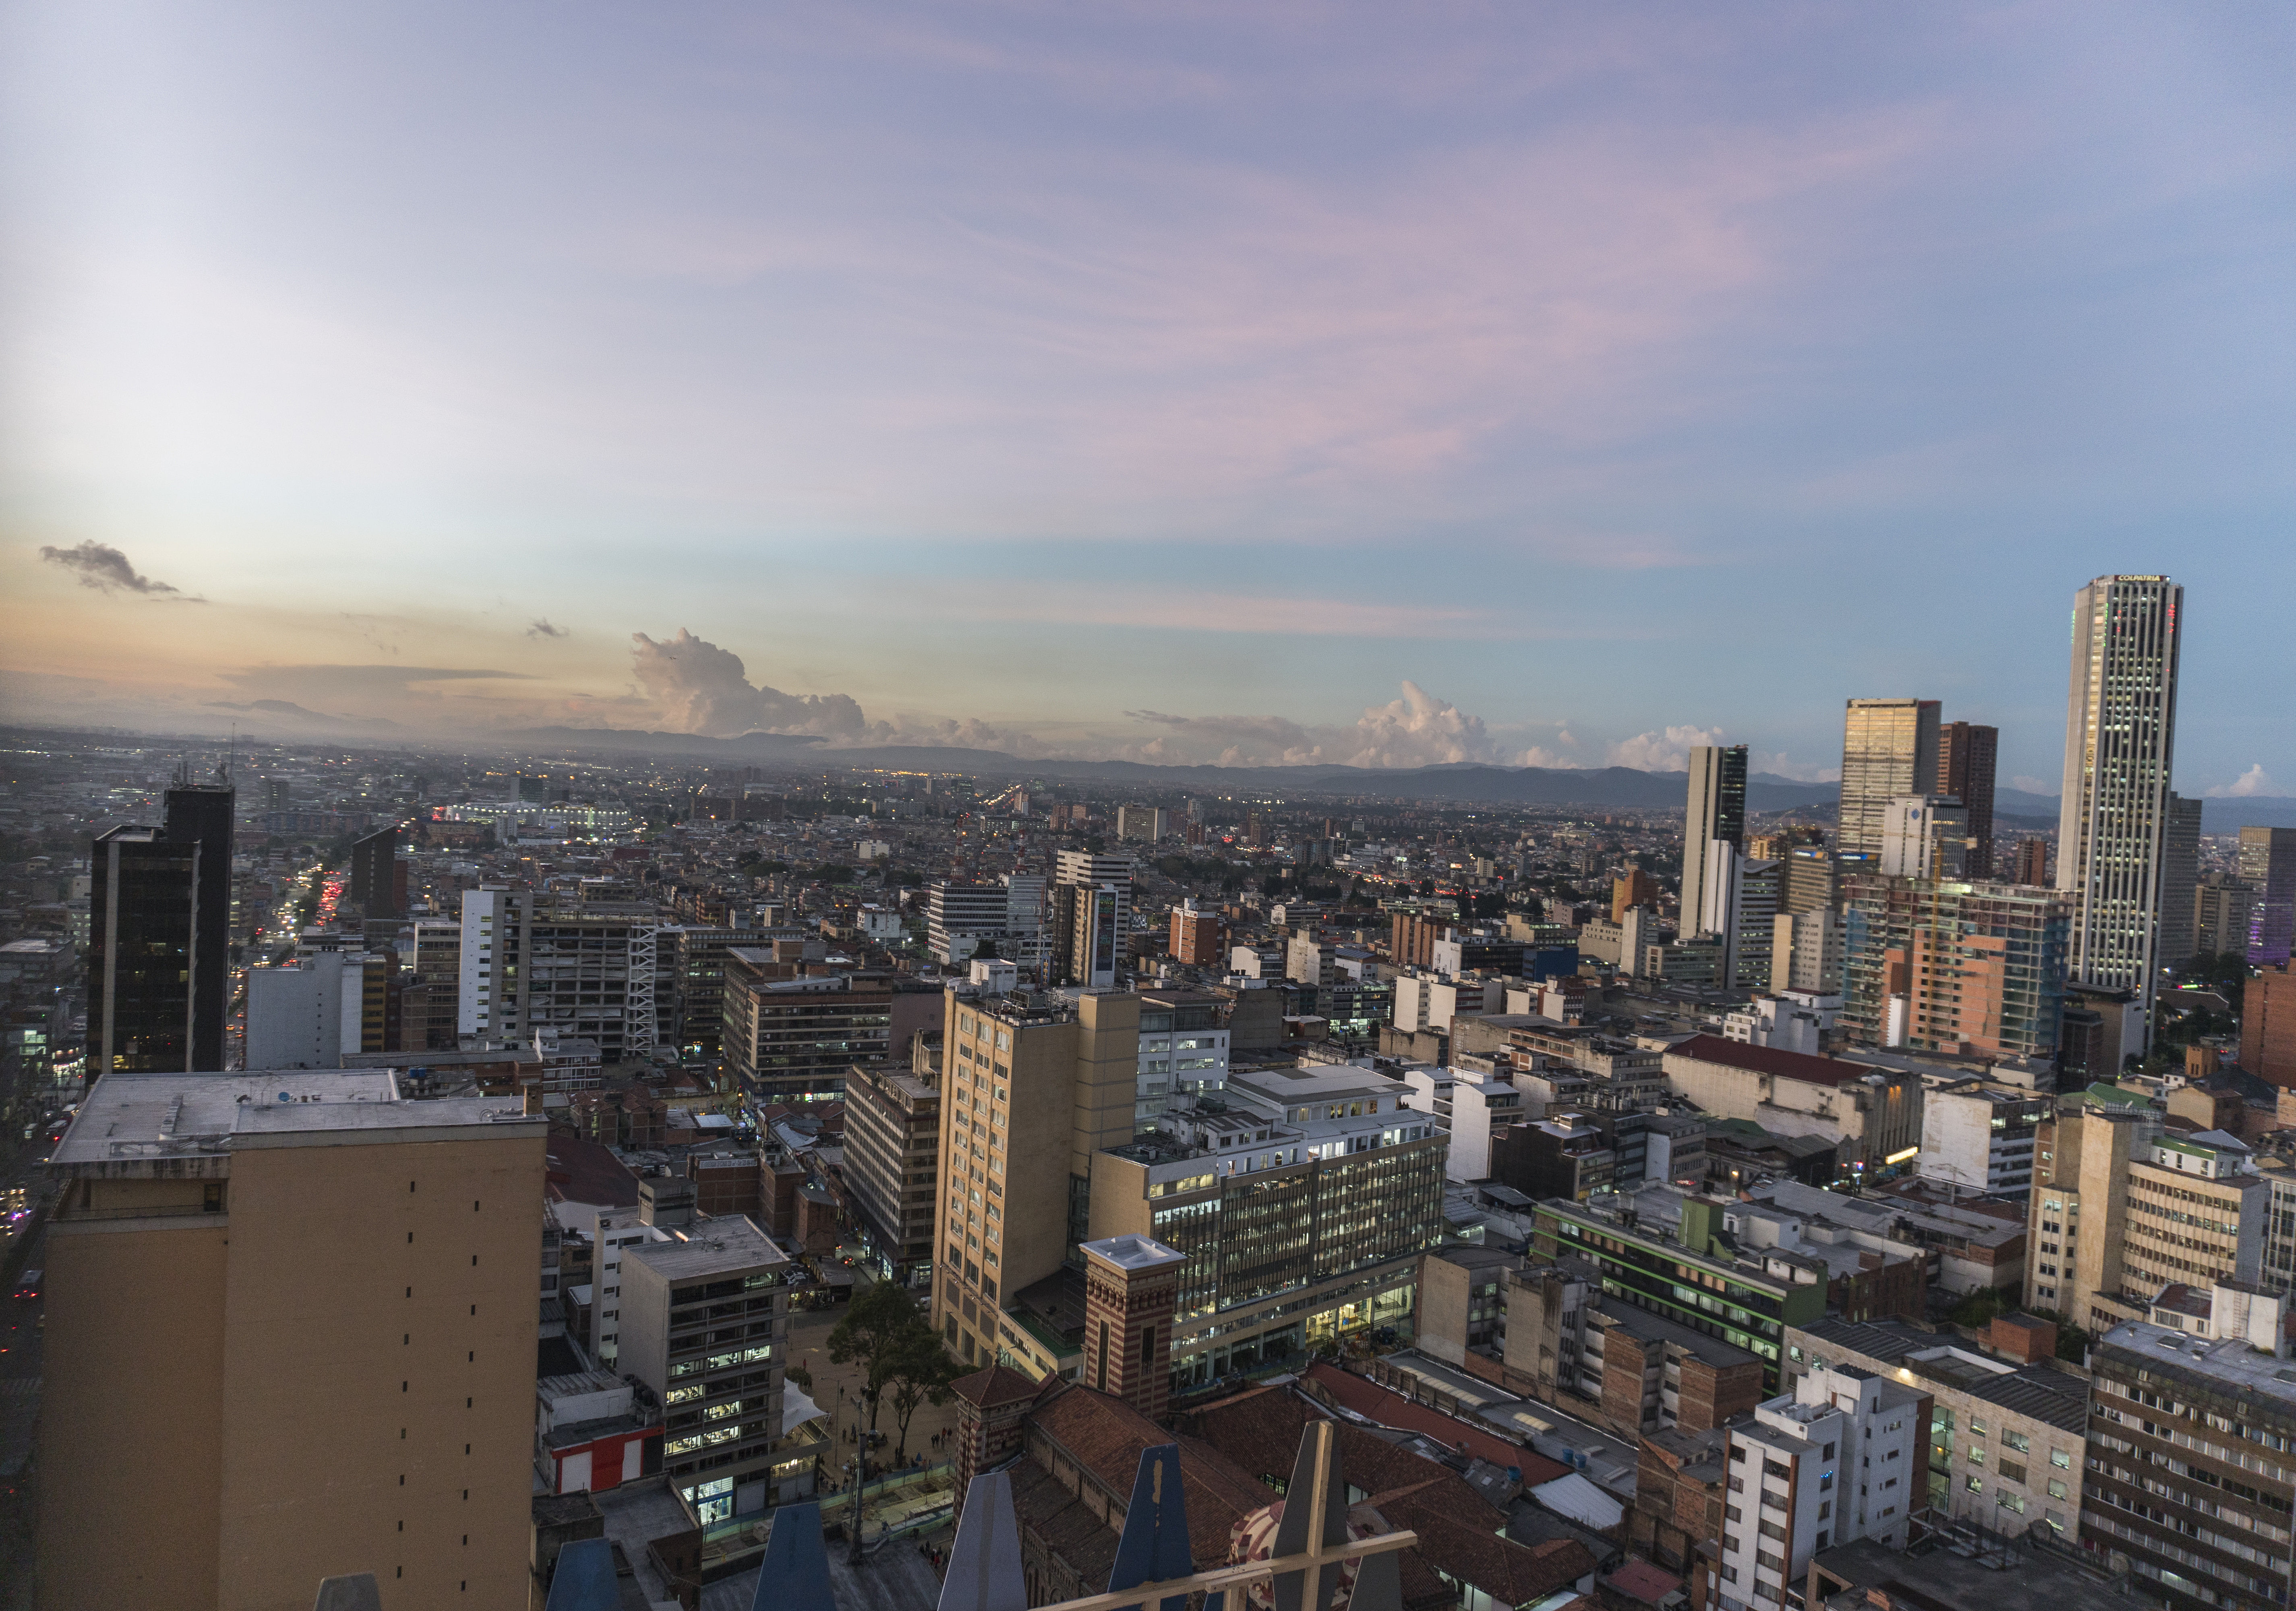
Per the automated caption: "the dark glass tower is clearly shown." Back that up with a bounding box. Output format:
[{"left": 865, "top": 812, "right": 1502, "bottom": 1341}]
[
  {"left": 350, "top": 826, "right": 402, "bottom": 918},
  {"left": 165, "top": 777, "right": 235, "bottom": 1071},
  {"left": 1936, "top": 721, "right": 1999, "bottom": 879},
  {"left": 89, "top": 827, "right": 201, "bottom": 1074}
]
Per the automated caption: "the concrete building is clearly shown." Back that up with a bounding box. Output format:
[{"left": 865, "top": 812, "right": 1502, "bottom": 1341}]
[
  {"left": 1839, "top": 700, "right": 1940, "bottom": 861},
  {"left": 2239, "top": 825, "right": 2296, "bottom": 967},
  {"left": 1168, "top": 900, "right": 1223, "bottom": 967},
  {"left": 841, "top": 1060, "right": 941, "bottom": 1280},
  {"left": 1115, "top": 804, "right": 1169, "bottom": 843},
  {"left": 2195, "top": 872, "right": 2257, "bottom": 960},
  {"left": 1878, "top": 796, "right": 1968, "bottom": 880},
  {"left": 534, "top": 1371, "right": 664, "bottom": 1499},
  {"left": 719, "top": 957, "right": 892, "bottom": 1102},
  {"left": 2058, "top": 573, "right": 2184, "bottom": 1046},
  {"left": 244, "top": 950, "right": 395, "bottom": 1069},
  {"left": 932, "top": 987, "right": 1140, "bottom": 1369},
  {"left": 1051, "top": 851, "right": 1135, "bottom": 988},
  {"left": 1398, "top": 1065, "right": 1527, "bottom": 1180},
  {"left": 38, "top": 1070, "right": 546, "bottom": 1610},
  {"left": 457, "top": 889, "right": 661, "bottom": 1062},
  {"left": 1684, "top": 745, "right": 1749, "bottom": 941},
  {"left": 1936, "top": 722, "right": 1999, "bottom": 879},
  {"left": 1284, "top": 930, "right": 1334, "bottom": 987},
  {"left": 1089, "top": 1061, "right": 1446, "bottom": 1388},
  {"left": 1716, "top": 1364, "right": 1929, "bottom": 1611},
  {"left": 1786, "top": 1316, "right": 2087, "bottom": 1542},
  {"left": 2027, "top": 1101, "right": 2267, "bottom": 1333},
  {"left": 2157, "top": 794, "right": 2204, "bottom": 971},
  {"left": 1839, "top": 876, "right": 2074, "bottom": 1063},
  {"left": 1416, "top": 1242, "right": 1520, "bottom": 1366},
  {"left": 1721, "top": 992, "right": 1837, "bottom": 1057},
  {"left": 2088, "top": 1301, "right": 2296, "bottom": 1611},
  {"left": 617, "top": 1215, "right": 796, "bottom": 1525},
  {"left": 1916, "top": 1079, "right": 2052, "bottom": 1197},
  {"left": 1781, "top": 845, "right": 1839, "bottom": 917},
  {"left": 1770, "top": 909, "right": 1842, "bottom": 998},
  {"left": 1661, "top": 1035, "right": 1921, "bottom": 1174}
]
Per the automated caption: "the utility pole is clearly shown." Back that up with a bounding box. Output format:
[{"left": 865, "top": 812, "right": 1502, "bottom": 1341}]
[{"left": 848, "top": 1392, "right": 868, "bottom": 1565}]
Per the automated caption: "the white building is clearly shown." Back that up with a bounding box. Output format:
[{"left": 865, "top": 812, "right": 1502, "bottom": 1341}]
[
  {"left": 1880, "top": 795, "right": 1969, "bottom": 879},
  {"left": 244, "top": 951, "right": 390, "bottom": 1069},
  {"left": 1770, "top": 910, "right": 1842, "bottom": 996},
  {"left": 1396, "top": 1068, "right": 1525, "bottom": 1181},
  {"left": 1917, "top": 1080, "right": 2053, "bottom": 1196},
  {"left": 1285, "top": 932, "right": 1334, "bottom": 987},
  {"left": 1722, "top": 992, "right": 1839, "bottom": 1058},
  {"left": 457, "top": 888, "right": 660, "bottom": 1062},
  {"left": 1393, "top": 971, "right": 1504, "bottom": 1036},
  {"left": 1718, "top": 1365, "right": 1926, "bottom": 1611}
]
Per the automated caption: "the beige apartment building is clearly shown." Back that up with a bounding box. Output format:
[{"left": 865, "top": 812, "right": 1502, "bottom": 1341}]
[
  {"left": 932, "top": 986, "right": 1138, "bottom": 1368},
  {"left": 843, "top": 1059, "right": 942, "bottom": 1280},
  {"left": 38, "top": 1070, "right": 546, "bottom": 1611},
  {"left": 2028, "top": 1098, "right": 2267, "bottom": 1333}
]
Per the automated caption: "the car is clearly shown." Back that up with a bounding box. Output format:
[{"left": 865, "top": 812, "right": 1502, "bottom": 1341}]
[{"left": 13, "top": 1270, "right": 39, "bottom": 1300}]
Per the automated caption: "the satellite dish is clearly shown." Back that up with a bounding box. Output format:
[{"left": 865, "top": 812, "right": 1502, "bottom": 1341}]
[{"left": 278, "top": 1091, "right": 292, "bottom": 1102}]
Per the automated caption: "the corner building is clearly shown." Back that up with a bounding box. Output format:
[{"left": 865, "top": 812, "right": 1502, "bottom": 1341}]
[{"left": 37, "top": 1071, "right": 546, "bottom": 1611}]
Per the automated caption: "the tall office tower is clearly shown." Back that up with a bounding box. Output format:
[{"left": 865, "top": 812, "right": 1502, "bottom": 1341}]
[
  {"left": 2239, "top": 826, "right": 2296, "bottom": 966},
  {"left": 1779, "top": 843, "right": 1837, "bottom": 915},
  {"left": 1878, "top": 795, "right": 1969, "bottom": 879},
  {"left": 164, "top": 776, "right": 235, "bottom": 1070},
  {"left": 263, "top": 777, "right": 292, "bottom": 811},
  {"left": 1934, "top": 722, "right": 1999, "bottom": 876},
  {"left": 2155, "top": 794, "right": 2203, "bottom": 970},
  {"left": 38, "top": 1070, "right": 545, "bottom": 1608},
  {"left": 927, "top": 881, "right": 1011, "bottom": 965},
  {"left": 88, "top": 826, "right": 201, "bottom": 1075},
  {"left": 1696, "top": 842, "right": 1777, "bottom": 989},
  {"left": 2057, "top": 574, "right": 2184, "bottom": 1041},
  {"left": 2194, "top": 872, "right": 2257, "bottom": 959},
  {"left": 2013, "top": 837, "right": 2050, "bottom": 886},
  {"left": 1839, "top": 699, "right": 1940, "bottom": 858},
  {"left": 1681, "top": 744, "right": 1747, "bottom": 930},
  {"left": 457, "top": 886, "right": 532, "bottom": 1042},
  {"left": 2244, "top": 966, "right": 2296, "bottom": 1087},
  {"left": 348, "top": 824, "right": 403, "bottom": 918}
]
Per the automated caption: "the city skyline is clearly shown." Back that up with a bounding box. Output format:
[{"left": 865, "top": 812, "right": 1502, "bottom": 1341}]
[{"left": 3, "top": 4, "right": 2292, "bottom": 793}]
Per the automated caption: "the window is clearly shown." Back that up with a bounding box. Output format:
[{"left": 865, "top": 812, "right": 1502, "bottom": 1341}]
[
  {"left": 2004, "top": 1430, "right": 2031, "bottom": 1454},
  {"left": 2048, "top": 1479, "right": 2068, "bottom": 1500},
  {"left": 1965, "top": 1477, "right": 1983, "bottom": 1495},
  {"left": 2051, "top": 1448, "right": 2072, "bottom": 1469},
  {"left": 1999, "top": 1461, "right": 2026, "bottom": 1486},
  {"left": 1998, "top": 1492, "right": 2026, "bottom": 1514}
]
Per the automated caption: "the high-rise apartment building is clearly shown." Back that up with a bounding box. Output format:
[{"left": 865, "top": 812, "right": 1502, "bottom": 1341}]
[
  {"left": 1840, "top": 874, "right": 2073, "bottom": 1063},
  {"left": 1115, "top": 805, "right": 1169, "bottom": 843},
  {"left": 1684, "top": 745, "right": 1748, "bottom": 931},
  {"left": 2057, "top": 574, "right": 2184, "bottom": 1041},
  {"left": 457, "top": 889, "right": 660, "bottom": 1062},
  {"left": 933, "top": 987, "right": 1139, "bottom": 1369},
  {"left": 349, "top": 824, "right": 404, "bottom": 919},
  {"left": 842, "top": 1060, "right": 942, "bottom": 1280},
  {"left": 1050, "top": 851, "right": 1135, "bottom": 988},
  {"left": 2242, "top": 966, "right": 2296, "bottom": 1089},
  {"left": 38, "top": 1070, "right": 546, "bottom": 1609},
  {"left": 1935, "top": 721, "right": 1999, "bottom": 878},
  {"left": 1168, "top": 900, "right": 1223, "bottom": 967},
  {"left": 2238, "top": 826, "right": 2296, "bottom": 967},
  {"left": 1839, "top": 700, "right": 1939, "bottom": 860},
  {"left": 1769, "top": 909, "right": 1843, "bottom": 997},
  {"left": 1716, "top": 1365, "right": 1928, "bottom": 1610},
  {"left": 2156, "top": 794, "right": 2203, "bottom": 970},
  {"left": 1613, "top": 866, "right": 1660, "bottom": 924}
]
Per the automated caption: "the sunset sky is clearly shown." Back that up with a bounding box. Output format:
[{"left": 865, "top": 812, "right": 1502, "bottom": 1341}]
[{"left": 3, "top": 2, "right": 2290, "bottom": 792}]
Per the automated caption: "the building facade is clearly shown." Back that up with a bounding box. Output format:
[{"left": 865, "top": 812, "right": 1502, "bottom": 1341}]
[
  {"left": 842, "top": 1060, "right": 941, "bottom": 1279},
  {"left": 2239, "top": 826, "right": 2296, "bottom": 968},
  {"left": 1684, "top": 745, "right": 1749, "bottom": 939},
  {"left": 1840, "top": 700, "right": 1941, "bottom": 861},
  {"left": 1839, "top": 875, "right": 2075, "bottom": 1063},
  {"left": 720, "top": 957, "right": 892, "bottom": 1102},
  {"left": 1936, "top": 721, "right": 2000, "bottom": 879}
]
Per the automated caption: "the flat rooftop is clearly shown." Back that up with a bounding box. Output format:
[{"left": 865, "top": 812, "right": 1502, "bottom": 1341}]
[
  {"left": 1812, "top": 1533, "right": 2134, "bottom": 1611},
  {"left": 623, "top": 1214, "right": 789, "bottom": 1282},
  {"left": 2097, "top": 1317, "right": 2296, "bottom": 1409},
  {"left": 52, "top": 1070, "right": 535, "bottom": 1166}
]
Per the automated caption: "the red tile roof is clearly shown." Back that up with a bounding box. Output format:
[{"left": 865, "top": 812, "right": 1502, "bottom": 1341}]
[
  {"left": 1303, "top": 1365, "right": 1570, "bottom": 1485},
  {"left": 1605, "top": 1559, "right": 1685, "bottom": 1605},
  {"left": 544, "top": 1135, "right": 643, "bottom": 1208},
  {"left": 1666, "top": 1033, "right": 1872, "bottom": 1089},
  {"left": 1028, "top": 1384, "right": 1276, "bottom": 1569},
  {"left": 950, "top": 1363, "right": 1048, "bottom": 1410}
]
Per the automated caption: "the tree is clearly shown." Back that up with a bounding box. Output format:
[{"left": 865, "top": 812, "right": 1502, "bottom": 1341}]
[
  {"left": 826, "top": 1278, "right": 925, "bottom": 1449},
  {"left": 884, "top": 1325, "right": 962, "bottom": 1465}
]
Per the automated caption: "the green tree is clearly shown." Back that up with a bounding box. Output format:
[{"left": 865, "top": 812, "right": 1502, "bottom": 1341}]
[
  {"left": 884, "top": 1325, "right": 962, "bottom": 1465},
  {"left": 825, "top": 1279, "right": 936, "bottom": 1452}
]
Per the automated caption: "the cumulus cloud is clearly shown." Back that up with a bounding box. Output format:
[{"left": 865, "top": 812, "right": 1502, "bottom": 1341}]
[
  {"left": 2011, "top": 775, "right": 2054, "bottom": 795},
  {"left": 527, "top": 618, "right": 569, "bottom": 639},
  {"left": 1606, "top": 725, "right": 1726, "bottom": 770},
  {"left": 1753, "top": 751, "right": 1841, "bottom": 784},
  {"left": 1111, "top": 682, "right": 1513, "bottom": 769},
  {"left": 37, "top": 541, "right": 200, "bottom": 599},
  {"left": 2209, "top": 764, "right": 2282, "bottom": 799},
  {"left": 631, "top": 629, "right": 868, "bottom": 738}
]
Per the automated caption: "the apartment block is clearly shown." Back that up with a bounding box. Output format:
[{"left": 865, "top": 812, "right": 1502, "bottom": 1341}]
[
  {"left": 1716, "top": 1366, "right": 1929, "bottom": 1611},
  {"left": 458, "top": 888, "right": 661, "bottom": 1062},
  {"left": 1917, "top": 1079, "right": 2052, "bottom": 1197},
  {"left": 38, "top": 1071, "right": 546, "bottom": 1610},
  {"left": 2243, "top": 965, "right": 2296, "bottom": 1089},
  {"left": 668, "top": 925, "right": 772, "bottom": 1054},
  {"left": 244, "top": 950, "right": 395, "bottom": 1069},
  {"left": 1786, "top": 1317, "right": 2087, "bottom": 1541},
  {"left": 842, "top": 1060, "right": 941, "bottom": 1279},
  {"left": 616, "top": 1215, "right": 796, "bottom": 1524},
  {"left": 1660, "top": 1035, "right": 1921, "bottom": 1173},
  {"left": 1168, "top": 900, "right": 1224, "bottom": 967},
  {"left": 1134, "top": 989, "right": 1227, "bottom": 1122}
]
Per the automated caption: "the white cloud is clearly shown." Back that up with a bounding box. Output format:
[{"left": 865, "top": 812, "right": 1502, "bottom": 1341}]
[
  {"left": 2208, "top": 764, "right": 2281, "bottom": 799},
  {"left": 1752, "top": 751, "right": 1840, "bottom": 784},
  {"left": 1112, "top": 681, "right": 1508, "bottom": 769},
  {"left": 631, "top": 629, "right": 867, "bottom": 738},
  {"left": 1606, "top": 725, "right": 1726, "bottom": 771},
  {"left": 2011, "top": 775, "right": 2054, "bottom": 795}
]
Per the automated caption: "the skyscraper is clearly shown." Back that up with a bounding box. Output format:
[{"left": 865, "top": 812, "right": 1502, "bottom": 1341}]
[
  {"left": 2156, "top": 794, "right": 2203, "bottom": 970},
  {"left": 1839, "top": 699, "right": 1939, "bottom": 858},
  {"left": 2056, "top": 574, "right": 2183, "bottom": 1038},
  {"left": 348, "top": 824, "right": 402, "bottom": 919},
  {"left": 2238, "top": 826, "right": 2296, "bottom": 967},
  {"left": 1935, "top": 721, "right": 1999, "bottom": 877},
  {"left": 2013, "top": 838, "right": 2050, "bottom": 886},
  {"left": 88, "top": 827, "right": 201, "bottom": 1075},
  {"left": 1681, "top": 744, "right": 1746, "bottom": 932},
  {"left": 164, "top": 776, "right": 234, "bottom": 1070}
]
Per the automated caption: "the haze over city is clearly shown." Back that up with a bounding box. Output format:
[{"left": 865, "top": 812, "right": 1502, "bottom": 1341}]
[{"left": 4, "top": 2, "right": 2293, "bottom": 795}]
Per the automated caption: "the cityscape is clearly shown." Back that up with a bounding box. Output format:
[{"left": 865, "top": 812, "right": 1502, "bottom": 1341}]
[{"left": 2, "top": 6, "right": 2292, "bottom": 1611}]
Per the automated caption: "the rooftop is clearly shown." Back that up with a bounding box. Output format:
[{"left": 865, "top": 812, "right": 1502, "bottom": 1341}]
[
  {"left": 1793, "top": 1317, "right": 2088, "bottom": 1433},
  {"left": 1811, "top": 1533, "right": 2134, "bottom": 1611},
  {"left": 1081, "top": 1234, "right": 1186, "bottom": 1272},
  {"left": 1667, "top": 1033, "right": 1891, "bottom": 1090},
  {"left": 623, "top": 1214, "right": 789, "bottom": 1282},
  {"left": 2096, "top": 1317, "right": 2296, "bottom": 1409},
  {"left": 52, "top": 1070, "right": 534, "bottom": 1167}
]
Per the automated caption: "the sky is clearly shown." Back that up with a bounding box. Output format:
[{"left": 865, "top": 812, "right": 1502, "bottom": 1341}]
[{"left": 2, "top": 2, "right": 2291, "bottom": 793}]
